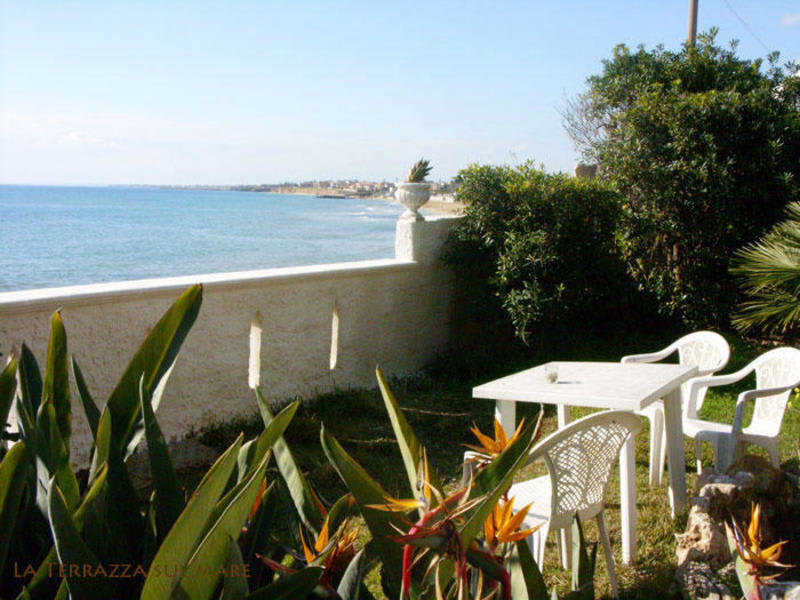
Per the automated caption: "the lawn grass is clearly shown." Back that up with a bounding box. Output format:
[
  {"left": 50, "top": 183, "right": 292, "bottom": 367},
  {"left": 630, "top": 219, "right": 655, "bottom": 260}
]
[{"left": 199, "top": 328, "right": 799, "bottom": 599}]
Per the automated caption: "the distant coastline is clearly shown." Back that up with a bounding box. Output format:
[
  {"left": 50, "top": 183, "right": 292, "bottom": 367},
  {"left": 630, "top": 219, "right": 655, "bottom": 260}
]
[{"left": 136, "top": 182, "right": 462, "bottom": 215}]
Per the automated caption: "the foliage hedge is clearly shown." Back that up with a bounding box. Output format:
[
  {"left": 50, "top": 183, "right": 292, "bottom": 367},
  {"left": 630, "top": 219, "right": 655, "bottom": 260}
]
[
  {"left": 444, "top": 162, "right": 626, "bottom": 344},
  {"left": 451, "top": 32, "right": 800, "bottom": 342},
  {"left": 572, "top": 31, "right": 800, "bottom": 328}
]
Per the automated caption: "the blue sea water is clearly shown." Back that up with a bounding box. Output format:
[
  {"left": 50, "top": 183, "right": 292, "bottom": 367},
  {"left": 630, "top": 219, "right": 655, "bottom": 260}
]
[{"left": 0, "top": 185, "right": 405, "bottom": 292}]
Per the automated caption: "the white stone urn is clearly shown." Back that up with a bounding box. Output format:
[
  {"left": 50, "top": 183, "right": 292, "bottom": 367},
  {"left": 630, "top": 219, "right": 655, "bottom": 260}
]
[{"left": 395, "top": 182, "right": 431, "bottom": 221}]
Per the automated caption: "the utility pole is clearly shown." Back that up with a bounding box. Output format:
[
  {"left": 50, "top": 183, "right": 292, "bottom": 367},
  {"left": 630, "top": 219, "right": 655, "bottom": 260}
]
[{"left": 688, "top": 0, "right": 699, "bottom": 46}]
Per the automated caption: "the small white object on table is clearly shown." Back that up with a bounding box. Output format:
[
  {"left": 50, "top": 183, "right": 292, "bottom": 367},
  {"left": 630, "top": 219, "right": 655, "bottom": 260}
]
[{"left": 472, "top": 361, "right": 698, "bottom": 564}]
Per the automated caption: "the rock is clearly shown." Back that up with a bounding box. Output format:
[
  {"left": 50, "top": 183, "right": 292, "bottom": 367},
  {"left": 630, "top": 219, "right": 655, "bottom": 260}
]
[
  {"left": 676, "top": 510, "right": 731, "bottom": 568},
  {"left": 698, "top": 467, "right": 719, "bottom": 489},
  {"left": 731, "top": 470, "right": 756, "bottom": 489},
  {"left": 675, "top": 561, "right": 736, "bottom": 600},
  {"left": 698, "top": 482, "right": 740, "bottom": 520},
  {"left": 762, "top": 581, "right": 800, "bottom": 600},
  {"left": 727, "top": 454, "right": 783, "bottom": 494}
]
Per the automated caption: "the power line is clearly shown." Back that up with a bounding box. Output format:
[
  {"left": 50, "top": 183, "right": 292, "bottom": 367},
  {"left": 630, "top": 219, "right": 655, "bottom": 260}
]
[{"left": 722, "top": 0, "right": 771, "bottom": 53}]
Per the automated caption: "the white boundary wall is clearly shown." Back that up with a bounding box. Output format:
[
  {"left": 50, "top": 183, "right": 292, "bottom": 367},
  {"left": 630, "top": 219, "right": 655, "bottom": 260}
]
[{"left": 0, "top": 216, "right": 460, "bottom": 465}]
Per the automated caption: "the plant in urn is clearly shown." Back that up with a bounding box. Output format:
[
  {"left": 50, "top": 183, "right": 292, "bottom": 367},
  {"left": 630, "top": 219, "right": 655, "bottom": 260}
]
[{"left": 395, "top": 158, "right": 432, "bottom": 221}]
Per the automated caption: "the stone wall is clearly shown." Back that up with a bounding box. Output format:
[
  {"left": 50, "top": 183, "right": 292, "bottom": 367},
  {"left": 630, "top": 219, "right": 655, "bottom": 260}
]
[{"left": 0, "top": 215, "right": 461, "bottom": 466}]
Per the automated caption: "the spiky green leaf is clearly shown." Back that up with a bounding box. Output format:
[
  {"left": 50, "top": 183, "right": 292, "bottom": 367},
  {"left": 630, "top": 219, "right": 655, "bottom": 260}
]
[
  {"left": 42, "top": 311, "right": 70, "bottom": 446},
  {"left": 71, "top": 358, "right": 99, "bottom": 440},
  {"left": 105, "top": 284, "right": 202, "bottom": 458},
  {"left": 25, "top": 465, "right": 108, "bottom": 599},
  {"left": 47, "top": 482, "right": 116, "bottom": 599},
  {"left": 140, "top": 377, "right": 185, "bottom": 536},
  {"left": 255, "top": 389, "right": 325, "bottom": 533},
  {"left": 458, "top": 419, "right": 537, "bottom": 547},
  {"left": 0, "top": 355, "right": 18, "bottom": 440},
  {"left": 140, "top": 433, "right": 242, "bottom": 600},
  {"left": 376, "top": 367, "right": 441, "bottom": 508},
  {"left": 320, "top": 425, "right": 405, "bottom": 591},
  {"left": 243, "top": 566, "right": 323, "bottom": 599},
  {"left": 0, "top": 442, "right": 29, "bottom": 576},
  {"left": 510, "top": 539, "right": 550, "bottom": 600},
  {"left": 337, "top": 548, "right": 371, "bottom": 600},
  {"left": 172, "top": 453, "right": 270, "bottom": 600}
]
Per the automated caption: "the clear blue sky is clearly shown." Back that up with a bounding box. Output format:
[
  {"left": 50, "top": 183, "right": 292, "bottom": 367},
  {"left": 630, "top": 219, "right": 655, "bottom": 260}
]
[{"left": 1, "top": 1, "right": 797, "bottom": 185}]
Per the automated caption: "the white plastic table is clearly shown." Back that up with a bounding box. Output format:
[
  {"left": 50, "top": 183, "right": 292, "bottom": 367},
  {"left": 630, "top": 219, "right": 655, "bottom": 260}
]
[{"left": 472, "top": 361, "right": 698, "bottom": 564}]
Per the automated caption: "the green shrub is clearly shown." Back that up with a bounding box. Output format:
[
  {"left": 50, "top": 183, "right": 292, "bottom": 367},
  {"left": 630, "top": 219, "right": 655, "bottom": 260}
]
[
  {"left": 445, "top": 162, "right": 624, "bottom": 343},
  {"left": 565, "top": 30, "right": 800, "bottom": 327}
]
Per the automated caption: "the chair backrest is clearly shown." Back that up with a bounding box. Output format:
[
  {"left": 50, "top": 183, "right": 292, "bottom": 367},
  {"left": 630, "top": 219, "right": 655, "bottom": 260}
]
[
  {"left": 751, "top": 347, "right": 800, "bottom": 437},
  {"left": 527, "top": 411, "right": 641, "bottom": 528},
  {"left": 676, "top": 331, "right": 730, "bottom": 414},
  {"left": 675, "top": 331, "right": 730, "bottom": 375}
]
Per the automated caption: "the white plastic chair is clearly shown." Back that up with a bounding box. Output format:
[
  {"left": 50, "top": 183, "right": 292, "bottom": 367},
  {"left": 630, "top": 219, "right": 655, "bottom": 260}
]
[
  {"left": 621, "top": 331, "right": 730, "bottom": 485},
  {"left": 684, "top": 346, "right": 800, "bottom": 473},
  {"left": 507, "top": 410, "right": 641, "bottom": 599}
]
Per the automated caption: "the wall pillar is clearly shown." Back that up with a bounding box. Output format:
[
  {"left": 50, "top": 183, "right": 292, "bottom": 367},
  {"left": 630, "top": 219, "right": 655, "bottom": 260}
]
[{"left": 395, "top": 216, "right": 460, "bottom": 265}]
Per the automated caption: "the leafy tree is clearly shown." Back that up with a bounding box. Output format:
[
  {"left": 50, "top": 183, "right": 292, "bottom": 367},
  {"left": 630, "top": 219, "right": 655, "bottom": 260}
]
[{"left": 564, "top": 29, "right": 800, "bottom": 327}]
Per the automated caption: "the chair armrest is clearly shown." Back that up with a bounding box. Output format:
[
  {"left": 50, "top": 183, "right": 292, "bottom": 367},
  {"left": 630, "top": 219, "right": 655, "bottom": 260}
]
[
  {"left": 688, "top": 363, "right": 757, "bottom": 392},
  {"left": 621, "top": 347, "right": 674, "bottom": 364},
  {"left": 731, "top": 380, "right": 800, "bottom": 436},
  {"left": 684, "top": 364, "right": 757, "bottom": 417}
]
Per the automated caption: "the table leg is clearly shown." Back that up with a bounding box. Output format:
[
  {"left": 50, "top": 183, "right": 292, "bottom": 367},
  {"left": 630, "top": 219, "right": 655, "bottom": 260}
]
[
  {"left": 557, "top": 404, "right": 571, "bottom": 429},
  {"left": 619, "top": 434, "right": 637, "bottom": 564},
  {"left": 663, "top": 388, "right": 687, "bottom": 516},
  {"left": 495, "top": 400, "right": 517, "bottom": 439}
]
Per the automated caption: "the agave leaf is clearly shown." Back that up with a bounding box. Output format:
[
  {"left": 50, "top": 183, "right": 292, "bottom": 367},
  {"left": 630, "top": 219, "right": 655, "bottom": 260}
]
[
  {"left": 102, "top": 443, "right": 145, "bottom": 564},
  {"left": 24, "top": 465, "right": 108, "bottom": 599},
  {"left": 42, "top": 312, "right": 71, "bottom": 447},
  {"left": 0, "top": 355, "right": 18, "bottom": 440},
  {"left": 320, "top": 425, "right": 405, "bottom": 591},
  {"left": 570, "top": 515, "right": 596, "bottom": 599},
  {"left": 140, "top": 376, "right": 185, "bottom": 536},
  {"left": 35, "top": 403, "right": 79, "bottom": 513},
  {"left": 140, "top": 433, "right": 242, "bottom": 600},
  {"left": 241, "top": 400, "right": 298, "bottom": 483},
  {"left": 255, "top": 389, "right": 325, "bottom": 533},
  {"left": 0, "top": 442, "right": 29, "bottom": 576},
  {"left": 105, "top": 284, "right": 202, "bottom": 458},
  {"left": 243, "top": 566, "right": 323, "bottom": 600},
  {"left": 337, "top": 547, "right": 371, "bottom": 600},
  {"left": 71, "top": 358, "right": 99, "bottom": 440},
  {"left": 16, "top": 344, "right": 42, "bottom": 447},
  {"left": 212, "top": 401, "right": 297, "bottom": 536},
  {"left": 376, "top": 367, "right": 442, "bottom": 508},
  {"left": 327, "top": 493, "right": 357, "bottom": 533},
  {"left": 173, "top": 452, "right": 271, "bottom": 600},
  {"left": 87, "top": 408, "right": 111, "bottom": 485},
  {"left": 457, "top": 420, "right": 537, "bottom": 547},
  {"left": 141, "top": 499, "right": 159, "bottom": 571},
  {"left": 510, "top": 539, "right": 549, "bottom": 600},
  {"left": 47, "top": 482, "right": 116, "bottom": 599},
  {"left": 221, "top": 537, "right": 250, "bottom": 599},
  {"left": 239, "top": 483, "right": 279, "bottom": 586}
]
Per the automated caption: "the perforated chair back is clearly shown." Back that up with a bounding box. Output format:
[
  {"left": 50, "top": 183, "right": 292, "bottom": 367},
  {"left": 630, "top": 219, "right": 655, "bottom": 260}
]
[
  {"left": 751, "top": 347, "right": 800, "bottom": 438},
  {"left": 526, "top": 410, "right": 642, "bottom": 529},
  {"left": 676, "top": 331, "right": 731, "bottom": 374},
  {"left": 676, "top": 331, "right": 730, "bottom": 414}
]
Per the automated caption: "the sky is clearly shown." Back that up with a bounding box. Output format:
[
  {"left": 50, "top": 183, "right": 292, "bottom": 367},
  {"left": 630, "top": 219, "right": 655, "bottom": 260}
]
[{"left": 0, "top": 1, "right": 798, "bottom": 186}]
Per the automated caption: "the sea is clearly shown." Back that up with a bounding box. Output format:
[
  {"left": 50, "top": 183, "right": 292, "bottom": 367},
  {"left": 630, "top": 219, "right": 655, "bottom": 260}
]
[{"left": 0, "top": 185, "right": 405, "bottom": 292}]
